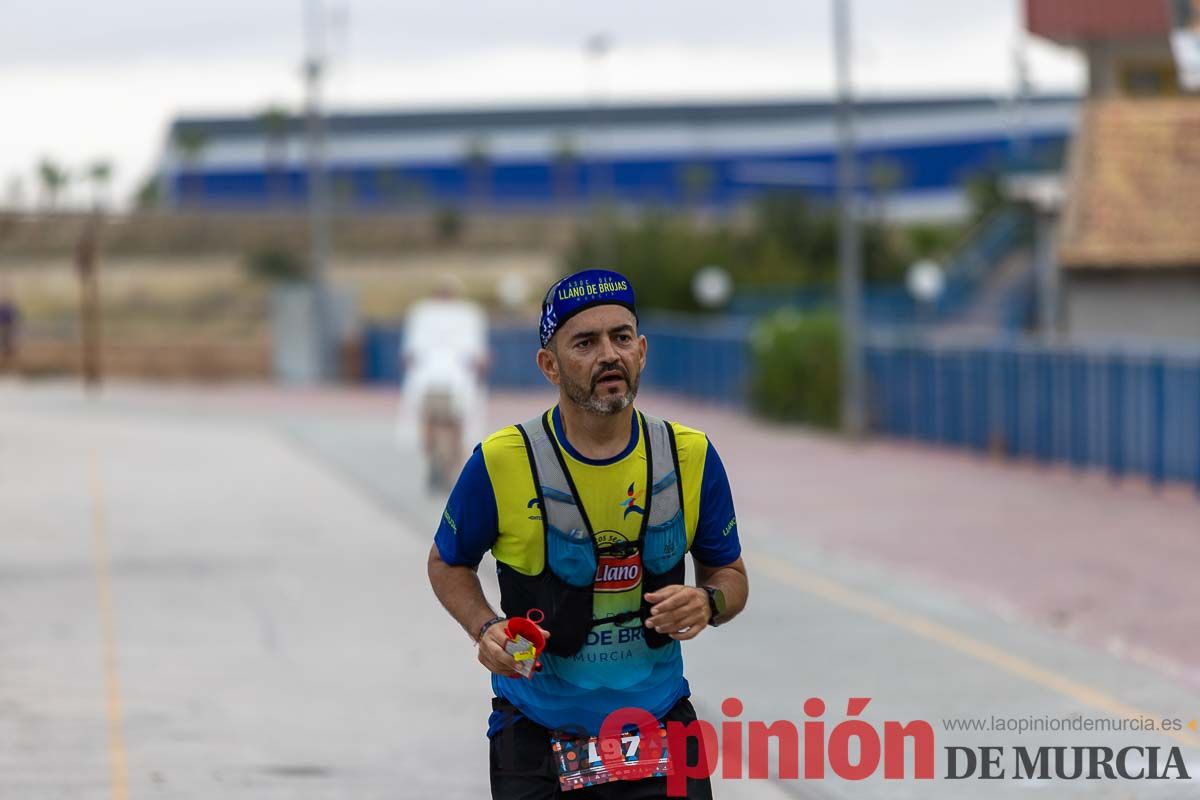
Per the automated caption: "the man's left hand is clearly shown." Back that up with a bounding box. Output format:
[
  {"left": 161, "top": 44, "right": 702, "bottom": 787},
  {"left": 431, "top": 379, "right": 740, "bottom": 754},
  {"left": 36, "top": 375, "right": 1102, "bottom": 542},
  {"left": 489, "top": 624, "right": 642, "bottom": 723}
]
[{"left": 644, "top": 585, "right": 710, "bottom": 640}]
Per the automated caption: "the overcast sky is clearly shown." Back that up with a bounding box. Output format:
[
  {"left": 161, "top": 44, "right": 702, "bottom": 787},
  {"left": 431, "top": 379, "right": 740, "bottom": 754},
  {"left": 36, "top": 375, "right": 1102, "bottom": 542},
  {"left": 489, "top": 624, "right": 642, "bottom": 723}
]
[{"left": 2, "top": 0, "right": 1084, "bottom": 207}]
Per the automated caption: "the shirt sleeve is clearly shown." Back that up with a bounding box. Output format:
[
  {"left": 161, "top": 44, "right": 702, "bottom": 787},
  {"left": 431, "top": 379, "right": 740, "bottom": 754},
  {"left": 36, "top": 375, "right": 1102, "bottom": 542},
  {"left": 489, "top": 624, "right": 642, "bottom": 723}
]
[
  {"left": 689, "top": 437, "right": 742, "bottom": 568},
  {"left": 433, "top": 445, "right": 499, "bottom": 568}
]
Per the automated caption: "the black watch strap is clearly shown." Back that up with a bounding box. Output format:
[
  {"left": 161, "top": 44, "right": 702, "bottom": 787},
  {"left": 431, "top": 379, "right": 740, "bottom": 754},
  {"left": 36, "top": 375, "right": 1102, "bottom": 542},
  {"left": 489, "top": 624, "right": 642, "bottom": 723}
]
[{"left": 703, "top": 586, "right": 725, "bottom": 627}]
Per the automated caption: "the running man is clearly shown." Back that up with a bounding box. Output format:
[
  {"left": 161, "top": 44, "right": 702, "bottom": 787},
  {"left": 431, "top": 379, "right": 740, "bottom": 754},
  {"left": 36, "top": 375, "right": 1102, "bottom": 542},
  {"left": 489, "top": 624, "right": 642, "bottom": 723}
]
[{"left": 428, "top": 268, "right": 748, "bottom": 798}]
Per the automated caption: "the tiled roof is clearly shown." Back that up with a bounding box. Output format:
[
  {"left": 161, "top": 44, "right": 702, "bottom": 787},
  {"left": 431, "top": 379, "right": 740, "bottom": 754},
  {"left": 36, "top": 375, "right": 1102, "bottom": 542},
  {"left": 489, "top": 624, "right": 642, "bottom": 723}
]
[
  {"left": 1026, "top": 0, "right": 1171, "bottom": 44},
  {"left": 1059, "top": 98, "right": 1200, "bottom": 270}
]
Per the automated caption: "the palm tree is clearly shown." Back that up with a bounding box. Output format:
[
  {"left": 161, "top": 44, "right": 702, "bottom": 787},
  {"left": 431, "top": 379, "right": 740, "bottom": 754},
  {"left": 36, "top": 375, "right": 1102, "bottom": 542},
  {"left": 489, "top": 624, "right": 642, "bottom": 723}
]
[
  {"left": 552, "top": 133, "right": 578, "bottom": 209},
  {"left": 86, "top": 160, "right": 114, "bottom": 212},
  {"left": 398, "top": 173, "right": 428, "bottom": 209},
  {"left": 134, "top": 174, "right": 162, "bottom": 210},
  {"left": 373, "top": 168, "right": 401, "bottom": 209},
  {"left": 173, "top": 129, "right": 209, "bottom": 208},
  {"left": 866, "top": 158, "right": 904, "bottom": 226},
  {"left": 679, "top": 162, "right": 716, "bottom": 209},
  {"left": 463, "top": 136, "right": 492, "bottom": 209},
  {"left": 37, "top": 158, "right": 69, "bottom": 211},
  {"left": 257, "top": 106, "right": 291, "bottom": 208}
]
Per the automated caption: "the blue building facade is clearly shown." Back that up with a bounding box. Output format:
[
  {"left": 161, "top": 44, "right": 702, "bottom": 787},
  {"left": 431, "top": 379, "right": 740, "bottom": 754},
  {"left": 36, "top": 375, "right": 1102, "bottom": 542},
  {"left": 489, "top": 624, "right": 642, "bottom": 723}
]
[{"left": 161, "top": 95, "right": 1076, "bottom": 219}]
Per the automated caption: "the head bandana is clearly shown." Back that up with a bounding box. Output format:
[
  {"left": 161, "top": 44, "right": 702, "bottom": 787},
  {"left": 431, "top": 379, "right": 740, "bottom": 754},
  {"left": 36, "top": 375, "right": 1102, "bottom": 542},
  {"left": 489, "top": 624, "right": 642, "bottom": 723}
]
[{"left": 539, "top": 268, "right": 637, "bottom": 348}]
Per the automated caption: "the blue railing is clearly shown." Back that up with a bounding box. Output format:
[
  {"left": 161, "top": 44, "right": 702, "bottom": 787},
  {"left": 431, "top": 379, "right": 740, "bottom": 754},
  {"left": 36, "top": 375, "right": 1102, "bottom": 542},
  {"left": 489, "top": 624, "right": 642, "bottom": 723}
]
[
  {"left": 639, "top": 314, "right": 753, "bottom": 407},
  {"left": 727, "top": 207, "right": 1034, "bottom": 328},
  {"left": 361, "top": 314, "right": 752, "bottom": 407},
  {"left": 363, "top": 319, "right": 1200, "bottom": 490},
  {"left": 865, "top": 340, "right": 1200, "bottom": 489},
  {"left": 937, "top": 207, "right": 1034, "bottom": 323}
]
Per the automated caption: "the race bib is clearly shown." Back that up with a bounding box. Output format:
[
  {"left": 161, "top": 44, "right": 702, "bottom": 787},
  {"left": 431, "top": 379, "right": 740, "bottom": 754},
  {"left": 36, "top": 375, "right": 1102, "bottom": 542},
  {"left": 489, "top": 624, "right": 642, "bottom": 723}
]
[{"left": 551, "top": 725, "right": 672, "bottom": 792}]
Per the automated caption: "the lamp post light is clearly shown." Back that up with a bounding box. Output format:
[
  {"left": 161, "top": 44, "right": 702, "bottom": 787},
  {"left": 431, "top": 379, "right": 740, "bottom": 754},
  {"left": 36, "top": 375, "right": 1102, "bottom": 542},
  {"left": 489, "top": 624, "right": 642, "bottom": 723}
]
[
  {"left": 833, "top": 0, "right": 866, "bottom": 438},
  {"left": 584, "top": 33, "right": 615, "bottom": 264},
  {"left": 906, "top": 258, "right": 945, "bottom": 326},
  {"left": 692, "top": 265, "right": 733, "bottom": 310},
  {"left": 303, "top": 0, "right": 336, "bottom": 381}
]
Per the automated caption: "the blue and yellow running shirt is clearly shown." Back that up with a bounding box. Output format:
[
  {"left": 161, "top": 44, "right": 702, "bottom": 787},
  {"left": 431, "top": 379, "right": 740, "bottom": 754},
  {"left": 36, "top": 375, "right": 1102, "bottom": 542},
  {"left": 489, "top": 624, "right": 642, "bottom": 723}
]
[{"left": 433, "top": 405, "right": 741, "bottom": 737}]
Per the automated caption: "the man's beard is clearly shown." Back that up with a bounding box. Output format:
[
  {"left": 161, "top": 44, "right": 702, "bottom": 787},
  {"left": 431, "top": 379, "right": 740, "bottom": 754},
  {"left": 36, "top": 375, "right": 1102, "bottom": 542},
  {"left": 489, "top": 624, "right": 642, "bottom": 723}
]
[{"left": 561, "top": 362, "right": 640, "bottom": 416}]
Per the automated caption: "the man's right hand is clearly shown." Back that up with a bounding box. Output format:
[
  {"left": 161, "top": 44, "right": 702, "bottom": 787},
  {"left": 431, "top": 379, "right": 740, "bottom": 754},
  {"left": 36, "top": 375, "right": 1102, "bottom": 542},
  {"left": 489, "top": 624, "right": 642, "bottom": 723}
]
[{"left": 476, "top": 620, "right": 550, "bottom": 678}]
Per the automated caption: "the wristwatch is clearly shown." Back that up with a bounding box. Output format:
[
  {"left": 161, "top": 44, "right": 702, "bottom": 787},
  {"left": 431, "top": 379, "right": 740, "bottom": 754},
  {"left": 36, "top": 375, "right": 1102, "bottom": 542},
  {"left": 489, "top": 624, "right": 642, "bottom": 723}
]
[{"left": 702, "top": 586, "right": 726, "bottom": 627}]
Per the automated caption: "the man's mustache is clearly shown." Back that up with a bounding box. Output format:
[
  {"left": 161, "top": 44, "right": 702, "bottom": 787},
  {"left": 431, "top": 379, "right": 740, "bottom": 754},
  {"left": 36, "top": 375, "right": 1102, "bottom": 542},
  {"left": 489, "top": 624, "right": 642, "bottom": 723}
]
[{"left": 591, "top": 363, "right": 629, "bottom": 388}]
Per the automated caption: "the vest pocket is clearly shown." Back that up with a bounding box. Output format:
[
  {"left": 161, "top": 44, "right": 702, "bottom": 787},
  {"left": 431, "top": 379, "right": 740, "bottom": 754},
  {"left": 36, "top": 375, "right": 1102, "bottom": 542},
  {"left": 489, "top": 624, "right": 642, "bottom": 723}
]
[
  {"left": 640, "top": 510, "right": 688, "bottom": 650},
  {"left": 642, "top": 510, "right": 686, "bottom": 576},
  {"left": 546, "top": 525, "right": 597, "bottom": 588},
  {"left": 496, "top": 563, "right": 593, "bottom": 657}
]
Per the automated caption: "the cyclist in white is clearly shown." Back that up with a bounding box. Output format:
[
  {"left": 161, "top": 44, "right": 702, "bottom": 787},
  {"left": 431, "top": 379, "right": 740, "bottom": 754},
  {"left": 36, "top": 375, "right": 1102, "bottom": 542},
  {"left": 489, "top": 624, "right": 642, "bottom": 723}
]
[{"left": 400, "top": 275, "right": 489, "bottom": 489}]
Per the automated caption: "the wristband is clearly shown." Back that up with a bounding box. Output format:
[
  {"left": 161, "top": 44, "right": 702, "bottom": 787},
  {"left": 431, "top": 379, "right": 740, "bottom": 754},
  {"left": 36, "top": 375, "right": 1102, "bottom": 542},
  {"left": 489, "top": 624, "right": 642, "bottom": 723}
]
[{"left": 475, "top": 616, "right": 504, "bottom": 644}]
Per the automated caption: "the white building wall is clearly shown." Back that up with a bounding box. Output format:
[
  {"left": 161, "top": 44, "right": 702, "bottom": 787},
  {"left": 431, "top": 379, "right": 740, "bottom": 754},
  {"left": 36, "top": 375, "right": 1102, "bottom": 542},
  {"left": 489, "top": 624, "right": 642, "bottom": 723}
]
[{"left": 1065, "top": 272, "right": 1200, "bottom": 341}]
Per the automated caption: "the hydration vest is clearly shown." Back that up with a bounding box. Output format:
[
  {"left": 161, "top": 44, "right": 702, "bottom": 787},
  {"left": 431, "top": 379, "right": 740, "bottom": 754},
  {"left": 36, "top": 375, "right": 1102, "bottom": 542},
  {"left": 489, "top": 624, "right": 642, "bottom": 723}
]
[{"left": 495, "top": 410, "right": 689, "bottom": 657}]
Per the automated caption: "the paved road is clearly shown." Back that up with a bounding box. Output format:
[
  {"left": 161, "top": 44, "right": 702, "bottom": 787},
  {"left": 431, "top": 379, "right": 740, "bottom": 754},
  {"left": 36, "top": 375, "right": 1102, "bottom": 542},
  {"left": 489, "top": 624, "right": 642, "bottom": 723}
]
[{"left": 2, "top": 381, "right": 1198, "bottom": 798}]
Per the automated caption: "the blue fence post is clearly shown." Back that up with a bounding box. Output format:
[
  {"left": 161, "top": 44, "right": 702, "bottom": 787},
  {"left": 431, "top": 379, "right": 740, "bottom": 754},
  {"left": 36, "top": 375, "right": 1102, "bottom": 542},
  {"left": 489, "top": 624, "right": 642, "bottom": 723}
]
[
  {"left": 1069, "top": 353, "right": 1088, "bottom": 469},
  {"left": 924, "top": 349, "right": 937, "bottom": 442},
  {"left": 948, "top": 350, "right": 964, "bottom": 446},
  {"left": 1003, "top": 350, "right": 1020, "bottom": 458},
  {"left": 1108, "top": 355, "right": 1126, "bottom": 481},
  {"left": 1149, "top": 357, "right": 1167, "bottom": 487},
  {"left": 1055, "top": 352, "right": 1069, "bottom": 463},
  {"left": 1035, "top": 350, "right": 1053, "bottom": 464},
  {"left": 904, "top": 346, "right": 917, "bottom": 438},
  {"left": 969, "top": 348, "right": 987, "bottom": 452},
  {"left": 361, "top": 323, "right": 378, "bottom": 382},
  {"left": 1195, "top": 364, "right": 1200, "bottom": 493}
]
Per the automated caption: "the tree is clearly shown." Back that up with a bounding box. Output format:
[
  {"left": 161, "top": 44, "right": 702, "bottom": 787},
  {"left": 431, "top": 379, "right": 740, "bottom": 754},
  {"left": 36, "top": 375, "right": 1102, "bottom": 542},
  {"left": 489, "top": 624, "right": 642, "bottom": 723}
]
[
  {"left": 372, "top": 168, "right": 402, "bottom": 209},
  {"left": 257, "top": 105, "right": 291, "bottom": 207},
  {"left": 173, "top": 129, "right": 209, "bottom": 208},
  {"left": 866, "top": 157, "right": 904, "bottom": 225},
  {"left": 552, "top": 134, "right": 578, "bottom": 208},
  {"left": 37, "top": 158, "right": 69, "bottom": 211},
  {"left": 964, "top": 169, "right": 1008, "bottom": 226},
  {"left": 86, "top": 160, "right": 114, "bottom": 212},
  {"left": 463, "top": 136, "right": 492, "bottom": 209},
  {"left": 679, "top": 162, "right": 716, "bottom": 209},
  {"left": 134, "top": 174, "right": 162, "bottom": 210}
]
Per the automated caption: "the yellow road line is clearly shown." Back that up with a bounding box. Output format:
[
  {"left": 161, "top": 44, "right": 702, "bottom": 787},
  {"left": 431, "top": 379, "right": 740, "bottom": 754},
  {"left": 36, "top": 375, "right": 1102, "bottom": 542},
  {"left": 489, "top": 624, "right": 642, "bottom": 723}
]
[
  {"left": 88, "top": 449, "right": 131, "bottom": 800},
  {"left": 757, "top": 555, "right": 1200, "bottom": 750}
]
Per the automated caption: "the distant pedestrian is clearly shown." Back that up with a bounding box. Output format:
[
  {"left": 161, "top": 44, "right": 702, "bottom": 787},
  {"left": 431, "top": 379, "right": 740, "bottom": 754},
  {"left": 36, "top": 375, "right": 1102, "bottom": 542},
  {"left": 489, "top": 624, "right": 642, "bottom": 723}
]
[
  {"left": 400, "top": 274, "right": 490, "bottom": 489},
  {"left": 0, "top": 280, "right": 19, "bottom": 371}
]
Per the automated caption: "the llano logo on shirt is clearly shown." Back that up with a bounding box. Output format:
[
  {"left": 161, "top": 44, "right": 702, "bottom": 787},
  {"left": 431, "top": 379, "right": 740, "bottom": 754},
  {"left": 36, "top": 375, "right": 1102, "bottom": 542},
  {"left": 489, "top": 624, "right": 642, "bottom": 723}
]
[{"left": 593, "top": 530, "right": 642, "bottom": 592}]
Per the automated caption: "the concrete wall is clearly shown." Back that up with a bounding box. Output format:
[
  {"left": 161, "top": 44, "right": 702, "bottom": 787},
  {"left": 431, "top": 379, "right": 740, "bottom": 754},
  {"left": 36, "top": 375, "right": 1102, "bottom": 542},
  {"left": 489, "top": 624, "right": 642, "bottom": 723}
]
[{"left": 1064, "top": 270, "right": 1200, "bottom": 340}]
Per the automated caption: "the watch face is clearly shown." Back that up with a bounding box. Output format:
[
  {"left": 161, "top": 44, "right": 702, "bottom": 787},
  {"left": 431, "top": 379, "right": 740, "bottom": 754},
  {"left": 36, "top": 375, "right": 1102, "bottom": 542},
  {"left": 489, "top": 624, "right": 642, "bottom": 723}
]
[
  {"left": 713, "top": 588, "right": 727, "bottom": 616},
  {"left": 706, "top": 587, "right": 726, "bottom": 620}
]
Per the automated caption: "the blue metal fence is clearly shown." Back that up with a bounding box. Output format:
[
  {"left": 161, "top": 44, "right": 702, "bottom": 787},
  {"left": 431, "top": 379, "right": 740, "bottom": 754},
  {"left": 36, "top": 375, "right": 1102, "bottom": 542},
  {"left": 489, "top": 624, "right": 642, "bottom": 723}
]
[
  {"left": 363, "top": 318, "right": 1200, "bottom": 490},
  {"left": 865, "top": 341, "right": 1200, "bottom": 489},
  {"left": 361, "top": 314, "right": 752, "bottom": 407},
  {"left": 638, "top": 315, "right": 753, "bottom": 407}
]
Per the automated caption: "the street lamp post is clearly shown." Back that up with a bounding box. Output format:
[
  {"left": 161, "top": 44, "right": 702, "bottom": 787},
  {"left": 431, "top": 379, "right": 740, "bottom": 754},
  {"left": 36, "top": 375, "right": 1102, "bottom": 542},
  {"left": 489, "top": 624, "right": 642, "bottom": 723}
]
[
  {"left": 585, "top": 34, "right": 615, "bottom": 265},
  {"left": 304, "top": 0, "right": 336, "bottom": 382},
  {"left": 833, "top": 0, "right": 866, "bottom": 437}
]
